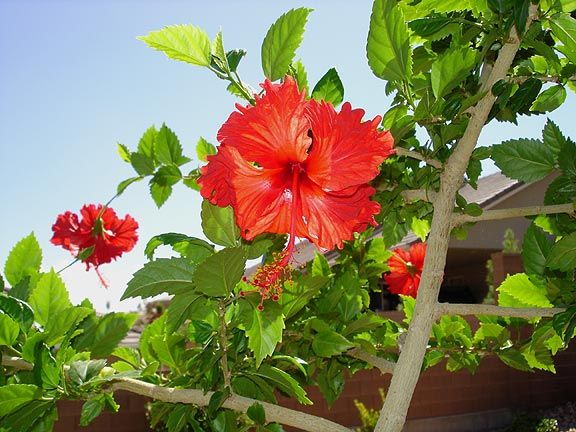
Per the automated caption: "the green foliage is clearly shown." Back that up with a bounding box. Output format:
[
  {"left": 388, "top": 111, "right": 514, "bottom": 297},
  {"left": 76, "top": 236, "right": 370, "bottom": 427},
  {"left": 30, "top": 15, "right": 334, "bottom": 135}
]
[
  {"left": 497, "top": 273, "right": 553, "bottom": 308},
  {"left": 28, "top": 270, "right": 71, "bottom": 327},
  {"left": 261, "top": 8, "right": 312, "bottom": 81},
  {"left": 201, "top": 200, "right": 241, "bottom": 248},
  {"left": 312, "top": 330, "right": 354, "bottom": 357},
  {"left": 193, "top": 247, "right": 246, "bottom": 297},
  {"left": 144, "top": 233, "right": 214, "bottom": 262},
  {"left": 0, "top": 313, "right": 20, "bottom": 346},
  {"left": 311, "top": 68, "right": 344, "bottom": 106},
  {"left": 431, "top": 46, "right": 477, "bottom": 99},
  {"left": 80, "top": 394, "right": 119, "bottom": 427},
  {"left": 4, "top": 233, "right": 42, "bottom": 287},
  {"left": 492, "top": 139, "right": 555, "bottom": 183},
  {"left": 546, "top": 232, "right": 576, "bottom": 272}
]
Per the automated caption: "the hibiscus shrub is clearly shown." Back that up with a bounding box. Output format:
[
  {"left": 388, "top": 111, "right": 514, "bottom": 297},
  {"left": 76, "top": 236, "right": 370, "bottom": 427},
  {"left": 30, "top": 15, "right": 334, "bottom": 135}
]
[{"left": 2, "top": 1, "right": 576, "bottom": 432}]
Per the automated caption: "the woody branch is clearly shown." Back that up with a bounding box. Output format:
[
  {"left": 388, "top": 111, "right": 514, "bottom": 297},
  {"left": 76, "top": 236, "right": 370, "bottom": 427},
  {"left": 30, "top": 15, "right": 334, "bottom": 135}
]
[
  {"left": 452, "top": 203, "right": 575, "bottom": 226},
  {"left": 435, "top": 303, "right": 565, "bottom": 321}
]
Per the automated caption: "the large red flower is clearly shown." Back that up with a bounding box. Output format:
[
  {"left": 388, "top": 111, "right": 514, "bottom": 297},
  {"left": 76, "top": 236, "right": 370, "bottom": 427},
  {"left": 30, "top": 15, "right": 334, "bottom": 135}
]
[
  {"left": 384, "top": 242, "right": 426, "bottom": 298},
  {"left": 199, "top": 76, "right": 394, "bottom": 303},
  {"left": 51, "top": 204, "right": 138, "bottom": 286}
]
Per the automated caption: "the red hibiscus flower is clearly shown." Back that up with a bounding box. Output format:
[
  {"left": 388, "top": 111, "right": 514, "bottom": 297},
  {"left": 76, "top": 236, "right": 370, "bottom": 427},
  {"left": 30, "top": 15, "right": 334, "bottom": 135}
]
[
  {"left": 199, "top": 76, "right": 394, "bottom": 305},
  {"left": 384, "top": 242, "right": 426, "bottom": 298},
  {"left": 51, "top": 204, "right": 138, "bottom": 286}
]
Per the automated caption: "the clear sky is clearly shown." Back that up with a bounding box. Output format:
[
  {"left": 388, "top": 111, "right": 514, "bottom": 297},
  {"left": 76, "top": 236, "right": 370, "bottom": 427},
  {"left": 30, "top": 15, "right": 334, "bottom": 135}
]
[{"left": 1, "top": 0, "right": 575, "bottom": 312}]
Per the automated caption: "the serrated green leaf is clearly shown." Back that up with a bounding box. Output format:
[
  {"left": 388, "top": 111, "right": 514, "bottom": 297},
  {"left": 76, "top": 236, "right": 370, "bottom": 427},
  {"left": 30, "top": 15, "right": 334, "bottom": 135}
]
[
  {"left": 522, "top": 223, "right": 553, "bottom": 275},
  {"left": 144, "top": 232, "right": 214, "bottom": 261},
  {"left": 4, "top": 233, "right": 42, "bottom": 287},
  {"left": 212, "top": 31, "right": 228, "bottom": 73},
  {"left": 289, "top": 59, "right": 308, "bottom": 93},
  {"left": 492, "top": 138, "right": 555, "bottom": 182},
  {"left": 117, "top": 176, "right": 143, "bottom": 195},
  {"left": 311, "top": 253, "right": 331, "bottom": 278},
  {"left": 497, "top": 347, "right": 532, "bottom": 371},
  {"left": 44, "top": 305, "right": 92, "bottom": 346},
  {"left": 166, "top": 291, "right": 204, "bottom": 333},
  {"left": 431, "top": 46, "right": 477, "bottom": 99},
  {"left": 0, "top": 313, "right": 19, "bottom": 346},
  {"left": 33, "top": 343, "right": 60, "bottom": 390},
  {"left": 68, "top": 359, "right": 107, "bottom": 385},
  {"left": 201, "top": 200, "right": 240, "bottom": 247},
  {"left": 261, "top": 8, "right": 312, "bottom": 81},
  {"left": 117, "top": 143, "right": 131, "bottom": 163},
  {"left": 255, "top": 364, "right": 311, "bottom": 404},
  {"left": 112, "top": 347, "right": 141, "bottom": 368},
  {"left": 367, "top": 0, "right": 412, "bottom": 83},
  {"left": 196, "top": 137, "right": 216, "bottom": 162},
  {"left": 0, "top": 295, "right": 33, "bottom": 332},
  {"left": 156, "top": 124, "right": 188, "bottom": 166},
  {"left": 312, "top": 330, "right": 354, "bottom": 357},
  {"left": 247, "top": 402, "right": 266, "bottom": 425},
  {"left": 28, "top": 270, "right": 71, "bottom": 327},
  {"left": 137, "top": 125, "right": 157, "bottom": 160},
  {"left": 543, "top": 118, "right": 566, "bottom": 155},
  {"left": 80, "top": 396, "right": 106, "bottom": 427},
  {"left": 552, "top": 306, "right": 576, "bottom": 343},
  {"left": 311, "top": 68, "right": 344, "bottom": 106},
  {"left": 279, "top": 275, "right": 326, "bottom": 319},
  {"left": 559, "top": 139, "right": 576, "bottom": 178},
  {"left": 1, "top": 401, "right": 56, "bottom": 432},
  {"left": 139, "top": 24, "right": 211, "bottom": 66},
  {"left": 530, "top": 85, "right": 566, "bottom": 112},
  {"left": 411, "top": 217, "right": 430, "bottom": 241},
  {"left": 547, "top": 232, "right": 576, "bottom": 272},
  {"left": 550, "top": 13, "right": 576, "bottom": 65},
  {"left": 497, "top": 273, "right": 553, "bottom": 308},
  {"left": 239, "top": 296, "right": 285, "bottom": 367},
  {"left": 74, "top": 312, "right": 137, "bottom": 358},
  {"left": 131, "top": 152, "right": 155, "bottom": 176},
  {"left": 193, "top": 247, "right": 246, "bottom": 297},
  {"left": 0, "top": 385, "right": 43, "bottom": 419},
  {"left": 343, "top": 313, "right": 386, "bottom": 336},
  {"left": 122, "top": 258, "right": 196, "bottom": 300},
  {"left": 227, "top": 49, "right": 246, "bottom": 73}
]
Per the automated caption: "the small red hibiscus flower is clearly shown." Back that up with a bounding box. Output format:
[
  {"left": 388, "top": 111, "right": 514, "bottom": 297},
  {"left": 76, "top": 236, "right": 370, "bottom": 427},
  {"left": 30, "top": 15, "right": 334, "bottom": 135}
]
[
  {"left": 199, "top": 76, "right": 394, "bottom": 306},
  {"left": 384, "top": 242, "right": 427, "bottom": 298},
  {"left": 51, "top": 204, "right": 138, "bottom": 286}
]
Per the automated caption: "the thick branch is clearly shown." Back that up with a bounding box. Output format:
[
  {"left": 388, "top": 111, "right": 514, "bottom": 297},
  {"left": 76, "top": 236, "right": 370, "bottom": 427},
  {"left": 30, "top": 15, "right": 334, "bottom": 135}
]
[
  {"left": 453, "top": 203, "right": 575, "bottom": 226},
  {"left": 111, "top": 378, "right": 352, "bottom": 432},
  {"left": 395, "top": 147, "right": 442, "bottom": 169},
  {"left": 375, "top": 6, "right": 539, "bottom": 432},
  {"left": 435, "top": 303, "right": 565, "bottom": 320},
  {"left": 347, "top": 348, "right": 395, "bottom": 374},
  {"left": 2, "top": 356, "right": 33, "bottom": 370}
]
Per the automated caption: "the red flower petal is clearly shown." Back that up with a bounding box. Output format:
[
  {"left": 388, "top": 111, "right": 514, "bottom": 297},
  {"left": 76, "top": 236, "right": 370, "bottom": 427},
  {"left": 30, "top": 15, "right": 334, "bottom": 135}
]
[
  {"left": 384, "top": 243, "right": 426, "bottom": 298},
  {"left": 198, "top": 145, "right": 243, "bottom": 208},
  {"left": 217, "top": 76, "right": 311, "bottom": 168},
  {"left": 304, "top": 100, "right": 394, "bottom": 191},
  {"left": 298, "top": 177, "right": 380, "bottom": 250}
]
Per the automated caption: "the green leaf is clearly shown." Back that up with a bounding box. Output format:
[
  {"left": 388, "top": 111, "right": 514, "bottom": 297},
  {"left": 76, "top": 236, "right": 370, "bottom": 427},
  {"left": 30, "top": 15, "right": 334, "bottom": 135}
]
[
  {"left": 117, "top": 143, "right": 131, "bottom": 163},
  {"left": 150, "top": 334, "right": 186, "bottom": 371},
  {"left": 208, "top": 389, "right": 230, "bottom": 418},
  {"left": 0, "top": 295, "right": 34, "bottom": 332},
  {"left": 261, "top": 8, "right": 312, "bottom": 81},
  {"left": 74, "top": 312, "right": 138, "bottom": 358},
  {"left": 80, "top": 396, "right": 106, "bottom": 427},
  {"left": 522, "top": 223, "right": 553, "bottom": 275},
  {"left": 131, "top": 152, "right": 155, "bottom": 176},
  {"left": 137, "top": 125, "right": 157, "bottom": 160},
  {"left": 431, "top": 46, "right": 477, "bottom": 99},
  {"left": 166, "top": 292, "right": 204, "bottom": 333},
  {"left": 156, "top": 124, "right": 189, "bottom": 166},
  {"left": 139, "top": 24, "right": 211, "bottom": 66},
  {"left": 343, "top": 312, "right": 386, "bottom": 336},
  {"left": 559, "top": 139, "right": 576, "bottom": 178},
  {"left": 367, "top": 0, "right": 412, "bottom": 83},
  {"left": 0, "top": 385, "right": 43, "bottom": 419},
  {"left": 68, "top": 359, "right": 107, "bottom": 385},
  {"left": 312, "top": 330, "right": 354, "bottom": 357},
  {"left": 144, "top": 232, "right": 214, "bottom": 262},
  {"left": 492, "top": 138, "right": 555, "bottom": 182},
  {"left": 289, "top": 59, "right": 309, "bottom": 93},
  {"left": 239, "top": 296, "right": 285, "bottom": 367},
  {"left": 311, "top": 68, "right": 344, "bottom": 106},
  {"left": 550, "top": 13, "right": 576, "bottom": 65},
  {"left": 28, "top": 270, "right": 71, "bottom": 327},
  {"left": 530, "top": 85, "right": 567, "bottom": 112},
  {"left": 247, "top": 402, "right": 266, "bottom": 425},
  {"left": 122, "top": 257, "right": 196, "bottom": 300},
  {"left": 255, "top": 364, "right": 311, "bottom": 404},
  {"left": 193, "top": 247, "right": 246, "bottom": 297},
  {"left": 464, "top": 203, "right": 483, "bottom": 217},
  {"left": 547, "top": 232, "right": 576, "bottom": 272},
  {"left": 543, "top": 118, "right": 566, "bottom": 155},
  {"left": 196, "top": 137, "right": 216, "bottom": 162},
  {"left": 33, "top": 343, "right": 60, "bottom": 390},
  {"left": 552, "top": 306, "right": 576, "bottom": 343},
  {"left": 0, "top": 314, "right": 19, "bottom": 346},
  {"left": 227, "top": 49, "right": 246, "bottom": 73},
  {"left": 497, "top": 347, "right": 532, "bottom": 371},
  {"left": 279, "top": 275, "right": 326, "bottom": 319},
  {"left": 410, "top": 217, "right": 430, "bottom": 241},
  {"left": 4, "top": 233, "right": 42, "bottom": 287},
  {"left": 212, "top": 31, "right": 229, "bottom": 73},
  {"left": 117, "top": 176, "right": 143, "bottom": 195},
  {"left": 497, "top": 273, "right": 553, "bottom": 308},
  {"left": 44, "top": 305, "right": 92, "bottom": 346},
  {"left": 311, "top": 253, "right": 331, "bottom": 278},
  {"left": 201, "top": 200, "right": 240, "bottom": 247},
  {"left": 112, "top": 347, "right": 141, "bottom": 368}
]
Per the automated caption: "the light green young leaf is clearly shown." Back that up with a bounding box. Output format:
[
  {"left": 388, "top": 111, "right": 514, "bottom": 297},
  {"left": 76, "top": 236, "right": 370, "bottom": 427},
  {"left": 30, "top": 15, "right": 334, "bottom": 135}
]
[
  {"left": 367, "top": 0, "right": 412, "bottom": 83},
  {"left": 431, "top": 46, "right": 478, "bottom": 99},
  {"left": 530, "top": 85, "right": 566, "bottom": 112},
  {"left": 117, "top": 176, "right": 143, "bottom": 195},
  {"left": 492, "top": 138, "right": 555, "bottom": 183},
  {"left": 261, "top": 8, "right": 312, "bottom": 81},
  {"left": 0, "top": 295, "right": 34, "bottom": 332},
  {"left": 117, "top": 143, "right": 131, "bottom": 163},
  {"left": 155, "top": 124, "right": 188, "bottom": 166},
  {"left": 239, "top": 296, "right": 285, "bottom": 367},
  {"left": 522, "top": 223, "right": 553, "bottom": 276},
  {"left": 74, "top": 312, "right": 138, "bottom": 358},
  {"left": 311, "top": 68, "right": 344, "bottom": 106},
  {"left": 0, "top": 314, "right": 20, "bottom": 346},
  {"left": 212, "top": 31, "right": 229, "bottom": 72},
  {"left": 312, "top": 330, "right": 354, "bottom": 357},
  {"left": 139, "top": 24, "right": 211, "bottom": 67},
  {"left": 547, "top": 232, "right": 576, "bottom": 272},
  {"left": 201, "top": 200, "right": 240, "bottom": 247},
  {"left": 4, "top": 233, "right": 42, "bottom": 287},
  {"left": 144, "top": 232, "right": 214, "bottom": 261},
  {"left": 196, "top": 137, "right": 216, "bottom": 162},
  {"left": 29, "top": 270, "right": 71, "bottom": 327},
  {"left": 411, "top": 217, "right": 430, "bottom": 241},
  {"left": 0, "top": 384, "right": 43, "bottom": 418},
  {"left": 194, "top": 247, "right": 245, "bottom": 297},
  {"left": 549, "top": 13, "right": 576, "bottom": 65},
  {"left": 497, "top": 273, "right": 553, "bottom": 308},
  {"left": 122, "top": 257, "right": 196, "bottom": 300},
  {"left": 289, "top": 59, "right": 309, "bottom": 93},
  {"left": 137, "top": 125, "right": 158, "bottom": 160}
]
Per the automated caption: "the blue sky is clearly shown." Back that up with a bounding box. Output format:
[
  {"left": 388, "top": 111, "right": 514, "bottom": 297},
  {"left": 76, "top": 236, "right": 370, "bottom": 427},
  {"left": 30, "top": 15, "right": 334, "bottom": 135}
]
[{"left": 1, "top": 0, "right": 575, "bottom": 312}]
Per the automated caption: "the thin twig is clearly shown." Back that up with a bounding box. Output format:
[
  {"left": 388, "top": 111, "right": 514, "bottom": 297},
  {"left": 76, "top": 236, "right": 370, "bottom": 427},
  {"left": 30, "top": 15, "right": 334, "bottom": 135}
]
[
  {"left": 435, "top": 303, "right": 565, "bottom": 321},
  {"left": 452, "top": 203, "right": 575, "bottom": 226},
  {"left": 395, "top": 147, "right": 443, "bottom": 169},
  {"left": 347, "top": 348, "right": 395, "bottom": 375}
]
